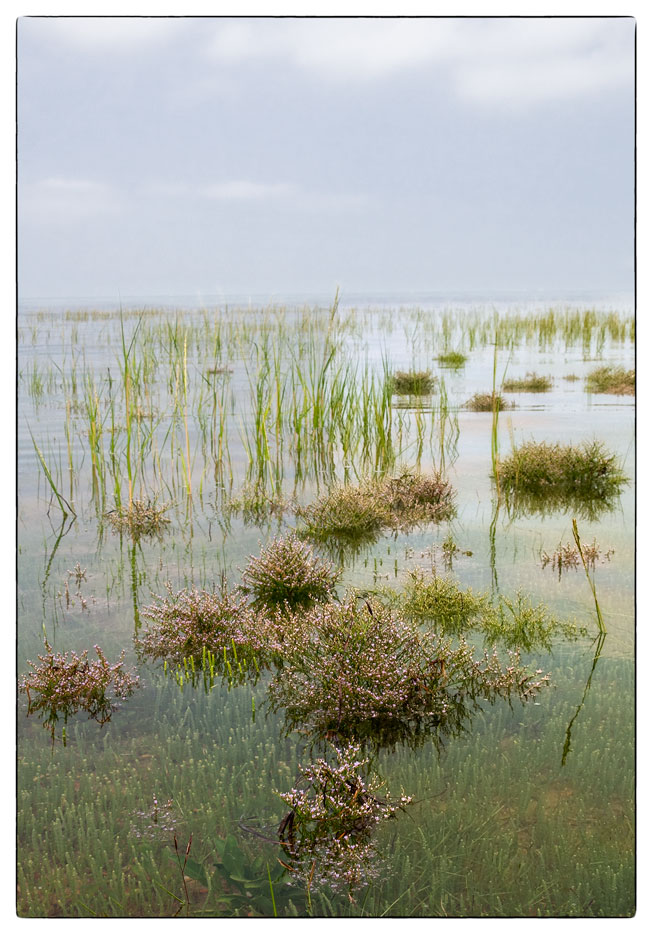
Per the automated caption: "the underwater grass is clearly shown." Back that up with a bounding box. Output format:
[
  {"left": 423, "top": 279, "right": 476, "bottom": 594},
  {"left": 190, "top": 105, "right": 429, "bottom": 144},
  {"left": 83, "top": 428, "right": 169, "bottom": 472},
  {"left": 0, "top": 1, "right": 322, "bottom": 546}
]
[
  {"left": 585, "top": 366, "right": 635, "bottom": 396},
  {"left": 436, "top": 351, "right": 467, "bottom": 368}
]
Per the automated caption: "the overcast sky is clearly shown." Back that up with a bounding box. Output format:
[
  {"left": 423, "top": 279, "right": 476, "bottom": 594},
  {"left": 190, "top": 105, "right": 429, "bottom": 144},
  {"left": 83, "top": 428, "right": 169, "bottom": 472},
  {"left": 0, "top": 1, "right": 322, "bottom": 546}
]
[{"left": 17, "top": 15, "right": 635, "bottom": 303}]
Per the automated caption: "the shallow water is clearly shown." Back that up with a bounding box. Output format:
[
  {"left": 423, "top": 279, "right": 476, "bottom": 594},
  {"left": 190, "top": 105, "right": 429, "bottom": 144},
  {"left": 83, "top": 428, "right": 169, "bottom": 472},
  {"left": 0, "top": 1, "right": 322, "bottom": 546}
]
[{"left": 17, "top": 300, "right": 634, "bottom": 917}]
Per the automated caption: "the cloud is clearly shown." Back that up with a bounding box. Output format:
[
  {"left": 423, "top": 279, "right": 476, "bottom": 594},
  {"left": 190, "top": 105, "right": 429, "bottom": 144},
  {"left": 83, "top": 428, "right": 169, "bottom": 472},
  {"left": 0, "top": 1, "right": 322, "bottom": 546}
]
[
  {"left": 18, "top": 16, "right": 184, "bottom": 53},
  {"left": 20, "top": 178, "right": 123, "bottom": 224},
  {"left": 146, "top": 178, "right": 369, "bottom": 213},
  {"left": 203, "top": 180, "right": 296, "bottom": 201},
  {"left": 205, "top": 17, "right": 633, "bottom": 106}
]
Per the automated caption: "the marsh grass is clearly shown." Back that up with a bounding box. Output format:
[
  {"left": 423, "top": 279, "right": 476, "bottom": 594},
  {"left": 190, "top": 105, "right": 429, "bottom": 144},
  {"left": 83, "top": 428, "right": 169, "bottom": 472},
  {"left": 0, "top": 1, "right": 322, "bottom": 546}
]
[
  {"left": 227, "top": 483, "right": 290, "bottom": 525},
  {"left": 380, "top": 569, "right": 487, "bottom": 634},
  {"left": 298, "top": 469, "right": 455, "bottom": 545},
  {"left": 389, "top": 370, "right": 436, "bottom": 395},
  {"left": 241, "top": 533, "right": 340, "bottom": 609},
  {"left": 542, "top": 539, "right": 613, "bottom": 576},
  {"left": 463, "top": 392, "right": 513, "bottom": 412},
  {"left": 436, "top": 351, "right": 467, "bottom": 368},
  {"left": 479, "top": 593, "right": 587, "bottom": 652},
  {"left": 105, "top": 499, "right": 171, "bottom": 541},
  {"left": 585, "top": 365, "right": 635, "bottom": 396},
  {"left": 497, "top": 440, "right": 627, "bottom": 519},
  {"left": 502, "top": 372, "right": 553, "bottom": 392},
  {"left": 19, "top": 642, "right": 139, "bottom": 742}
]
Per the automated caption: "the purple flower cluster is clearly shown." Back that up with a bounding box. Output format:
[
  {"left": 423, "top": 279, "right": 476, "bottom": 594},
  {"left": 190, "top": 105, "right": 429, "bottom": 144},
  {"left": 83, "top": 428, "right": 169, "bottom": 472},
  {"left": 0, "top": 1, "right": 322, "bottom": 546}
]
[{"left": 241, "top": 532, "right": 340, "bottom": 608}]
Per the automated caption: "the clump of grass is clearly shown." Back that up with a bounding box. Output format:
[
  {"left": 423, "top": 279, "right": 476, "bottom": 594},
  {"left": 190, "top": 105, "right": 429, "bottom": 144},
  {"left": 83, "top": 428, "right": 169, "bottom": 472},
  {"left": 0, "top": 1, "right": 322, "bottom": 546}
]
[
  {"left": 502, "top": 372, "right": 553, "bottom": 392},
  {"left": 241, "top": 532, "right": 340, "bottom": 609},
  {"left": 436, "top": 351, "right": 467, "bottom": 367},
  {"left": 479, "top": 593, "right": 587, "bottom": 652},
  {"left": 463, "top": 392, "right": 513, "bottom": 412},
  {"left": 105, "top": 499, "right": 171, "bottom": 540},
  {"left": 542, "top": 539, "right": 614, "bottom": 576},
  {"left": 298, "top": 469, "right": 455, "bottom": 544},
  {"left": 268, "top": 595, "right": 549, "bottom": 746},
  {"left": 277, "top": 742, "right": 412, "bottom": 893},
  {"left": 380, "top": 569, "right": 487, "bottom": 635},
  {"left": 497, "top": 439, "right": 627, "bottom": 518},
  {"left": 585, "top": 365, "right": 635, "bottom": 396},
  {"left": 19, "top": 642, "right": 139, "bottom": 742},
  {"left": 563, "top": 373, "right": 580, "bottom": 382},
  {"left": 389, "top": 369, "right": 436, "bottom": 395}
]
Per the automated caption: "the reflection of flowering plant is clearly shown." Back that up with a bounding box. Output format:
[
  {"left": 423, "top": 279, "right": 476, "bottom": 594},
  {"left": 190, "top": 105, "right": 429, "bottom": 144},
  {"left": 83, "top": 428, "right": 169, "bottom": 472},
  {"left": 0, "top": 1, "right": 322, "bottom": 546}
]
[
  {"left": 19, "top": 642, "right": 139, "bottom": 742},
  {"left": 277, "top": 742, "right": 412, "bottom": 892}
]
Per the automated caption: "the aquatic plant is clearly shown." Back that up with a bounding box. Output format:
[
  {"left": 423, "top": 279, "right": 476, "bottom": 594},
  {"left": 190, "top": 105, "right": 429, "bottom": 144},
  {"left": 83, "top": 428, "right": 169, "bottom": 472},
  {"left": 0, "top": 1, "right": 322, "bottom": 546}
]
[
  {"left": 227, "top": 482, "right": 290, "bottom": 525},
  {"left": 379, "top": 569, "right": 486, "bottom": 634},
  {"left": 436, "top": 351, "right": 467, "bottom": 367},
  {"left": 479, "top": 593, "right": 587, "bottom": 652},
  {"left": 463, "top": 392, "right": 512, "bottom": 412},
  {"left": 268, "top": 595, "right": 549, "bottom": 745},
  {"left": 585, "top": 365, "right": 635, "bottom": 396},
  {"left": 277, "top": 742, "right": 412, "bottom": 893},
  {"left": 241, "top": 532, "right": 340, "bottom": 609},
  {"left": 502, "top": 372, "right": 553, "bottom": 392},
  {"left": 298, "top": 469, "right": 455, "bottom": 545},
  {"left": 105, "top": 499, "right": 171, "bottom": 541},
  {"left": 137, "top": 584, "right": 269, "bottom": 668},
  {"left": 542, "top": 539, "right": 614, "bottom": 576},
  {"left": 389, "top": 370, "right": 436, "bottom": 395},
  {"left": 19, "top": 642, "right": 139, "bottom": 742},
  {"left": 497, "top": 439, "right": 627, "bottom": 519}
]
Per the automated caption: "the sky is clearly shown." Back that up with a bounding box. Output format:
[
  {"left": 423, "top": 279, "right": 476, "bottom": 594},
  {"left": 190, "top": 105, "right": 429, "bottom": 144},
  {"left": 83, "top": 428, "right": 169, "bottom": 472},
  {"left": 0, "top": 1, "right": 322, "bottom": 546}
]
[{"left": 17, "top": 14, "right": 635, "bottom": 303}]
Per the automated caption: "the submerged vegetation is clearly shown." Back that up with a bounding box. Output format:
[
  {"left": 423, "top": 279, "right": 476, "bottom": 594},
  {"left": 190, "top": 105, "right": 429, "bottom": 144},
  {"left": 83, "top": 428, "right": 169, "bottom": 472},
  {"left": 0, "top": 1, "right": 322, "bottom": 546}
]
[
  {"left": 585, "top": 365, "right": 635, "bottom": 396},
  {"left": 436, "top": 351, "right": 467, "bottom": 367},
  {"left": 105, "top": 499, "right": 171, "bottom": 540}
]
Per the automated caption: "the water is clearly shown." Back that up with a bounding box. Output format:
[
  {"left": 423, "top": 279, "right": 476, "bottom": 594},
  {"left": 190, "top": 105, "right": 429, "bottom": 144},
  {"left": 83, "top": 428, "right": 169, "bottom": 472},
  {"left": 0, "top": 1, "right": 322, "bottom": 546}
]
[{"left": 16, "top": 298, "right": 634, "bottom": 917}]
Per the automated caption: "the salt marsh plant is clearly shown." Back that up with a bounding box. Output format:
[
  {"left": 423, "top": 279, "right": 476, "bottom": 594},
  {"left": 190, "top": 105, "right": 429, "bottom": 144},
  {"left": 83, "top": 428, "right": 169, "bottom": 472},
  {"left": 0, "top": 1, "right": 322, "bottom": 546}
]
[
  {"left": 381, "top": 568, "right": 487, "bottom": 634},
  {"left": 19, "top": 642, "right": 139, "bottom": 742},
  {"left": 241, "top": 533, "right": 340, "bottom": 609},
  {"left": 277, "top": 742, "right": 412, "bottom": 894},
  {"left": 105, "top": 499, "right": 171, "bottom": 541},
  {"left": 479, "top": 592, "right": 587, "bottom": 652},
  {"left": 389, "top": 370, "right": 436, "bottom": 395},
  {"left": 436, "top": 351, "right": 467, "bottom": 368},
  {"left": 298, "top": 469, "right": 455, "bottom": 546},
  {"left": 585, "top": 365, "right": 635, "bottom": 396},
  {"left": 502, "top": 372, "right": 553, "bottom": 392},
  {"left": 268, "top": 595, "right": 549, "bottom": 747},
  {"left": 497, "top": 439, "right": 627, "bottom": 519},
  {"left": 542, "top": 539, "right": 613, "bottom": 576},
  {"left": 463, "top": 392, "right": 512, "bottom": 412}
]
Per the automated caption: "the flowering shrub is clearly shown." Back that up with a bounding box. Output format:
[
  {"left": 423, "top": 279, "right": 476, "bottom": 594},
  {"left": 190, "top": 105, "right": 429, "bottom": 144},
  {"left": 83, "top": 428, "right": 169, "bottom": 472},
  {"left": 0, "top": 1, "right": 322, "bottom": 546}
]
[
  {"left": 19, "top": 642, "right": 139, "bottom": 742},
  {"left": 269, "top": 595, "right": 549, "bottom": 745},
  {"left": 277, "top": 742, "right": 412, "bottom": 891},
  {"left": 136, "top": 584, "right": 276, "bottom": 682},
  {"left": 241, "top": 533, "right": 340, "bottom": 608}
]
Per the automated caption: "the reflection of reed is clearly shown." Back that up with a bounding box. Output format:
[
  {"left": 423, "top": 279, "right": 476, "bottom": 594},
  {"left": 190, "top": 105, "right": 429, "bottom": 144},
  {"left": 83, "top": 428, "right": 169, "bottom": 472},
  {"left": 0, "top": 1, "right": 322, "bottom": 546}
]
[
  {"left": 489, "top": 497, "right": 499, "bottom": 595},
  {"left": 561, "top": 633, "right": 606, "bottom": 767}
]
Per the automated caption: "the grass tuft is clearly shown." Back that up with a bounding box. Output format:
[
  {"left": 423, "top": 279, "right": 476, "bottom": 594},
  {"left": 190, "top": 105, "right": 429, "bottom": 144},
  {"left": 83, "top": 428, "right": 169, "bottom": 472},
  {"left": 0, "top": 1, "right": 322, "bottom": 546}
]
[
  {"left": 105, "top": 499, "right": 171, "bottom": 541},
  {"left": 389, "top": 370, "right": 436, "bottom": 395},
  {"left": 502, "top": 372, "right": 552, "bottom": 392},
  {"left": 585, "top": 365, "right": 635, "bottom": 396},
  {"left": 436, "top": 351, "right": 467, "bottom": 368},
  {"left": 463, "top": 392, "right": 513, "bottom": 412}
]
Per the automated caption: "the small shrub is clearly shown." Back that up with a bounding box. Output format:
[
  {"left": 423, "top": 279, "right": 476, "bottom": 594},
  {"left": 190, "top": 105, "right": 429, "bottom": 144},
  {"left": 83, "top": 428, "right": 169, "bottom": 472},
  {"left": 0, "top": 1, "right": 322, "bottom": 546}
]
[
  {"left": 19, "top": 643, "right": 139, "bottom": 741},
  {"left": 389, "top": 370, "right": 436, "bottom": 395},
  {"left": 463, "top": 392, "right": 512, "bottom": 412},
  {"left": 277, "top": 742, "right": 412, "bottom": 892},
  {"left": 268, "top": 595, "right": 549, "bottom": 746},
  {"left": 241, "top": 532, "right": 340, "bottom": 608},
  {"left": 436, "top": 351, "right": 467, "bottom": 367},
  {"left": 503, "top": 372, "right": 552, "bottom": 392},
  {"left": 586, "top": 365, "right": 635, "bottom": 396},
  {"left": 137, "top": 585, "right": 272, "bottom": 684}
]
